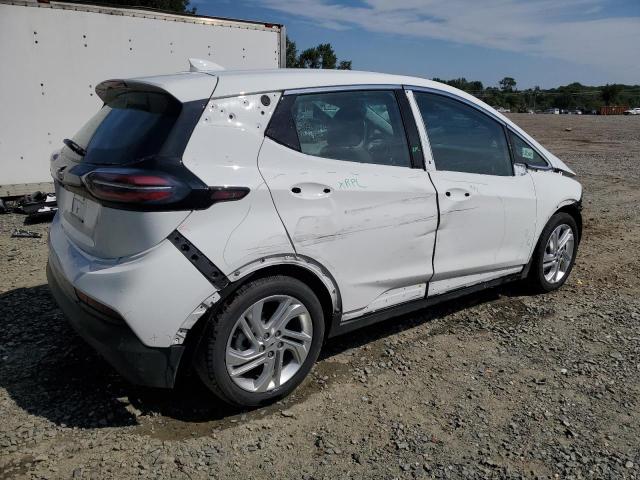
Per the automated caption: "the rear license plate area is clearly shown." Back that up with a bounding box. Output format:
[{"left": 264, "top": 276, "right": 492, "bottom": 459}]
[{"left": 70, "top": 194, "right": 86, "bottom": 223}]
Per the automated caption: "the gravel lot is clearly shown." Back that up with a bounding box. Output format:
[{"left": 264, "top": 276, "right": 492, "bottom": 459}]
[{"left": 1, "top": 114, "right": 639, "bottom": 479}]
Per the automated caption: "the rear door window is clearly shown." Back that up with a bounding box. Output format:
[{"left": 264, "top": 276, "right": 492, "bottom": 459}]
[
  {"left": 414, "top": 92, "right": 512, "bottom": 176},
  {"left": 66, "top": 91, "right": 181, "bottom": 165},
  {"left": 508, "top": 130, "right": 549, "bottom": 167},
  {"left": 267, "top": 90, "right": 411, "bottom": 167}
]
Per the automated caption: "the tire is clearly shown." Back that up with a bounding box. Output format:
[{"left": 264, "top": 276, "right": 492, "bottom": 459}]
[
  {"left": 194, "top": 275, "right": 325, "bottom": 407},
  {"left": 527, "top": 212, "right": 579, "bottom": 292}
]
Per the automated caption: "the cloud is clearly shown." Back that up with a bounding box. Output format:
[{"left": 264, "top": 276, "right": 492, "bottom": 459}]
[{"left": 258, "top": 0, "right": 640, "bottom": 82}]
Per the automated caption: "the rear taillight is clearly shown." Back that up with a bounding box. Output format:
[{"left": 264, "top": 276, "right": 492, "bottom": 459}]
[
  {"left": 80, "top": 167, "right": 250, "bottom": 211},
  {"left": 210, "top": 187, "right": 250, "bottom": 202},
  {"left": 83, "top": 170, "right": 185, "bottom": 204}
]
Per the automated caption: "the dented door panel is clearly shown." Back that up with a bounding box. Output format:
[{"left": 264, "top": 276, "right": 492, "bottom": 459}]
[
  {"left": 258, "top": 138, "right": 438, "bottom": 316},
  {"left": 428, "top": 170, "right": 536, "bottom": 283}
]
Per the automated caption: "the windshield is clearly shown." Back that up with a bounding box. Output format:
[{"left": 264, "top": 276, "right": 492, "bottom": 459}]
[{"left": 65, "top": 91, "right": 181, "bottom": 165}]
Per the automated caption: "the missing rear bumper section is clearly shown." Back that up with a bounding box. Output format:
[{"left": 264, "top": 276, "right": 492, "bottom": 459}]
[{"left": 47, "top": 260, "right": 185, "bottom": 389}]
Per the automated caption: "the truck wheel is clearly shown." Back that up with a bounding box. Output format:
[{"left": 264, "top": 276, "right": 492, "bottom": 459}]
[
  {"left": 195, "top": 275, "right": 325, "bottom": 407},
  {"left": 528, "top": 212, "right": 578, "bottom": 292}
]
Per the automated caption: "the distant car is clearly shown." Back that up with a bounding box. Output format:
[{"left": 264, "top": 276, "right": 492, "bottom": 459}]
[
  {"left": 47, "top": 67, "right": 583, "bottom": 407},
  {"left": 496, "top": 107, "right": 511, "bottom": 113},
  {"left": 623, "top": 108, "right": 640, "bottom": 115},
  {"left": 545, "top": 108, "right": 560, "bottom": 115}
]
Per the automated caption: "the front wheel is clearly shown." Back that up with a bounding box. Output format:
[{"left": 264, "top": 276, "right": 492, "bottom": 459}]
[
  {"left": 195, "top": 275, "right": 325, "bottom": 407},
  {"left": 527, "top": 212, "right": 579, "bottom": 292}
]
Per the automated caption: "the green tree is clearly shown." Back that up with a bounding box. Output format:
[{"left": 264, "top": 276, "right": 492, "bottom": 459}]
[
  {"left": 286, "top": 36, "right": 351, "bottom": 70},
  {"left": 601, "top": 84, "right": 623, "bottom": 105},
  {"left": 286, "top": 37, "right": 298, "bottom": 69},
  {"left": 499, "top": 77, "right": 517, "bottom": 92},
  {"left": 85, "top": 0, "right": 196, "bottom": 13}
]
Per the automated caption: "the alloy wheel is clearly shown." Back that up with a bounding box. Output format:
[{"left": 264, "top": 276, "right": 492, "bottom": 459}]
[
  {"left": 543, "top": 223, "right": 575, "bottom": 284},
  {"left": 225, "top": 295, "right": 313, "bottom": 392}
]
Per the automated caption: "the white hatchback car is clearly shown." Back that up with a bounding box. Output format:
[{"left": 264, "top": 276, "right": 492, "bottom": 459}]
[{"left": 48, "top": 68, "right": 582, "bottom": 406}]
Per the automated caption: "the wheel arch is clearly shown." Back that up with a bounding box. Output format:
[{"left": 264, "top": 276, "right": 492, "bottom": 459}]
[
  {"left": 186, "top": 256, "right": 342, "bottom": 352},
  {"left": 522, "top": 198, "right": 582, "bottom": 279},
  {"left": 555, "top": 200, "right": 583, "bottom": 243}
]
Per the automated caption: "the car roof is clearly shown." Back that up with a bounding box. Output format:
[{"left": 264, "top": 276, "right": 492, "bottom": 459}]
[
  {"left": 124, "top": 68, "right": 460, "bottom": 102},
  {"left": 209, "top": 68, "right": 441, "bottom": 96},
  {"left": 107, "top": 68, "right": 575, "bottom": 175}
]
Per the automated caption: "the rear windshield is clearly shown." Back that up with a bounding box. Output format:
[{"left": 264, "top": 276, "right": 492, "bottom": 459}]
[{"left": 67, "top": 91, "right": 181, "bottom": 165}]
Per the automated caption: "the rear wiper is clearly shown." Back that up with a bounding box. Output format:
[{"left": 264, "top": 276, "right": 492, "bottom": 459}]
[{"left": 63, "top": 138, "right": 87, "bottom": 157}]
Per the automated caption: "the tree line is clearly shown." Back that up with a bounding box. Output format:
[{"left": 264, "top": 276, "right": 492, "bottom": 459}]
[{"left": 433, "top": 77, "right": 640, "bottom": 112}]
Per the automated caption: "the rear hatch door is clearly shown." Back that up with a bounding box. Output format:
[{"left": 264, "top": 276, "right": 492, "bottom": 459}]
[{"left": 51, "top": 74, "right": 217, "bottom": 259}]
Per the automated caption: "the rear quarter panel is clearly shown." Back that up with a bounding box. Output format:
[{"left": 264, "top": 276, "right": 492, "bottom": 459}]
[{"left": 179, "top": 91, "right": 296, "bottom": 274}]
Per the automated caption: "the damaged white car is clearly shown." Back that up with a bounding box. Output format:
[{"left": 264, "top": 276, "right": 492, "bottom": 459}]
[{"left": 48, "top": 67, "right": 582, "bottom": 406}]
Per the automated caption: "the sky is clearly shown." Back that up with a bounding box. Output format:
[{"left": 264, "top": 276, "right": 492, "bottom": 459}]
[{"left": 193, "top": 0, "right": 640, "bottom": 89}]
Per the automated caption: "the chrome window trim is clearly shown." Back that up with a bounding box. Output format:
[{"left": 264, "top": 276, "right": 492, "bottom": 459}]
[
  {"left": 407, "top": 85, "right": 506, "bottom": 125},
  {"left": 408, "top": 86, "right": 516, "bottom": 176},
  {"left": 283, "top": 84, "right": 401, "bottom": 95}
]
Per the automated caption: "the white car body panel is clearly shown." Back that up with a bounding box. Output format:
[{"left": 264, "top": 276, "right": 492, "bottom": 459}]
[
  {"left": 528, "top": 171, "right": 582, "bottom": 248},
  {"left": 177, "top": 92, "right": 297, "bottom": 275},
  {"left": 56, "top": 185, "right": 191, "bottom": 259},
  {"left": 48, "top": 214, "right": 216, "bottom": 348},
  {"left": 258, "top": 137, "right": 438, "bottom": 315},
  {"left": 429, "top": 266, "right": 523, "bottom": 296},
  {"left": 427, "top": 170, "right": 537, "bottom": 282}
]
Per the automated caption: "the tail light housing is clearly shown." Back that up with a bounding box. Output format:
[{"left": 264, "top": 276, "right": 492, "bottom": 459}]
[
  {"left": 83, "top": 169, "right": 187, "bottom": 204},
  {"left": 80, "top": 167, "right": 250, "bottom": 211}
]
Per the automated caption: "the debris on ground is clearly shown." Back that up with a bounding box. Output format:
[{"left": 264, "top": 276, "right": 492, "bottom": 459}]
[{"left": 11, "top": 228, "right": 42, "bottom": 238}]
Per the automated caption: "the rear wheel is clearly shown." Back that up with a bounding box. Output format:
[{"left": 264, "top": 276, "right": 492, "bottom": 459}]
[
  {"left": 195, "top": 276, "right": 324, "bottom": 407},
  {"left": 528, "top": 212, "right": 578, "bottom": 292}
]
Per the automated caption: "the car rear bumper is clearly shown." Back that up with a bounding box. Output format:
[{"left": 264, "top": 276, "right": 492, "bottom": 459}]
[{"left": 47, "top": 258, "right": 184, "bottom": 388}]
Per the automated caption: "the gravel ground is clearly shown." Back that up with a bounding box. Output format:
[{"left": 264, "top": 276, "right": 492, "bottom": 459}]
[{"left": 1, "top": 114, "right": 639, "bottom": 479}]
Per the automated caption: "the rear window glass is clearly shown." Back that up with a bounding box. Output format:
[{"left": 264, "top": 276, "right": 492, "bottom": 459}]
[{"left": 67, "top": 91, "right": 181, "bottom": 165}]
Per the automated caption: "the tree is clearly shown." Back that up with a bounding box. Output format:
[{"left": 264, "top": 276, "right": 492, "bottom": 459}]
[
  {"left": 83, "top": 0, "right": 196, "bottom": 13},
  {"left": 499, "top": 77, "right": 517, "bottom": 92},
  {"left": 286, "top": 36, "right": 351, "bottom": 70},
  {"left": 286, "top": 37, "right": 298, "bottom": 69},
  {"left": 601, "top": 84, "right": 623, "bottom": 105}
]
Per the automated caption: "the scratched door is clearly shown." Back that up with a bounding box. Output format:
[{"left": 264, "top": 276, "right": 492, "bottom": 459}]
[{"left": 258, "top": 88, "right": 438, "bottom": 316}]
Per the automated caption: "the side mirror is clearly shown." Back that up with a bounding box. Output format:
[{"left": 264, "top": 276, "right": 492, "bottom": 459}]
[{"left": 513, "top": 163, "right": 528, "bottom": 176}]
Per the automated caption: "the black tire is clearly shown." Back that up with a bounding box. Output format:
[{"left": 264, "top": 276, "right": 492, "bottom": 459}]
[
  {"left": 194, "top": 275, "right": 325, "bottom": 407},
  {"left": 527, "top": 212, "right": 579, "bottom": 292}
]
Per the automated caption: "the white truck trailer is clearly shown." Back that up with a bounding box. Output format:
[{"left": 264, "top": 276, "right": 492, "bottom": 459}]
[{"left": 0, "top": 0, "right": 285, "bottom": 197}]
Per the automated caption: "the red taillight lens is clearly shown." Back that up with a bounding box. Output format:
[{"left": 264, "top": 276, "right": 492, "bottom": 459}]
[
  {"left": 210, "top": 187, "right": 250, "bottom": 202},
  {"left": 83, "top": 170, "right": 180, "bottom": 203}
]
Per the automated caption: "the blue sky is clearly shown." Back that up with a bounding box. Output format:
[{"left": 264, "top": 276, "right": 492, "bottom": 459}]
[{"left": 194, "top": 0, "right": 640, "bottom": 88}]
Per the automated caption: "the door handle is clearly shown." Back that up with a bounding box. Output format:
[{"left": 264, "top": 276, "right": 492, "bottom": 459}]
[
  {"left": 290, "top": 184, "right": 332, "bottom": 197},
  {"left": 444, "top": 189, "right": 471, "bottom": 199}
]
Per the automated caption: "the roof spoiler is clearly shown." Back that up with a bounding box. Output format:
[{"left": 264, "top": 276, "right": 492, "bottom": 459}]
[{"left": 95, "top": 80, "right": 170, "bottom": 103}]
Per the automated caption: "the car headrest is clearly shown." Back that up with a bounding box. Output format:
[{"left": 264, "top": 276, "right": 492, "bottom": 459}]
[{"left": 326, "top": 103, "right": 365, "bottom": 148}]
